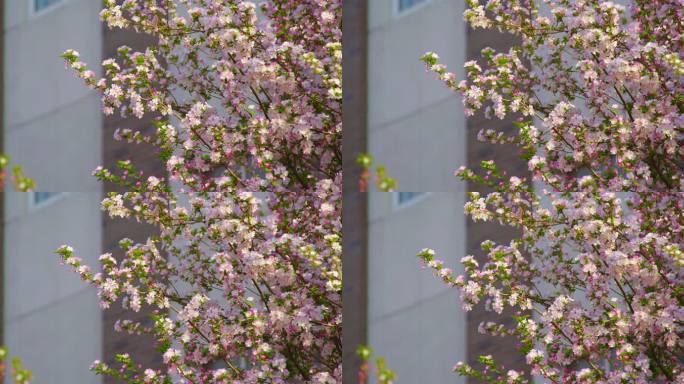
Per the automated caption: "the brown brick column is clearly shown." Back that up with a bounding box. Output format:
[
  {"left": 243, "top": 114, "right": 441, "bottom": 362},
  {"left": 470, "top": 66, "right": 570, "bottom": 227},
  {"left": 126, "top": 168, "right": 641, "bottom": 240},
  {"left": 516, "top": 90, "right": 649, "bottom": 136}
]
[
  {"left": 101, "top": 26, "right": 164, "bottom": 381},
  {"left": 342, "top": 1, "right": 368, "bottom": 383},
  {"left": 0, "top": 1, "right": 5, "bottom": 378},
  {"left": 465, "top": 26, "right": 528, "bottom": 380}
]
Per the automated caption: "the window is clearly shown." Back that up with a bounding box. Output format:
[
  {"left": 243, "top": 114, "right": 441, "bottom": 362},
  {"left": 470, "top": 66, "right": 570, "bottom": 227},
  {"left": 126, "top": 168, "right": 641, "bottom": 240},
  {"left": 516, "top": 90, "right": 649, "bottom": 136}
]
[
  {"left": 398, "top": 192, "right": 423, "bottom": 204},
  {"left": 31, "top": 192, "right": 64, "bottom": 209},
  {"left": 33, "top": 0, "right": 62, "bottom": 13},
  {"left": 398, "top": 0, "right": 429, "bottom": 12},
  {"left": 395, "top": 192, "right": 428, "bottom": 208}
]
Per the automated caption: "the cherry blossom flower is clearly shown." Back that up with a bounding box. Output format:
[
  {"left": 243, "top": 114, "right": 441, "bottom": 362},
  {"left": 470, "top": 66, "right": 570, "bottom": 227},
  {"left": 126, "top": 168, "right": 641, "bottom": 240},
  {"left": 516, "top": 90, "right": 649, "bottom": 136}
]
[
  {"left": 421, "top": 0, "right": 684, "bottom": 382},
  {"left": 59, "top": 0, "right": 341, "bottom": 382}
]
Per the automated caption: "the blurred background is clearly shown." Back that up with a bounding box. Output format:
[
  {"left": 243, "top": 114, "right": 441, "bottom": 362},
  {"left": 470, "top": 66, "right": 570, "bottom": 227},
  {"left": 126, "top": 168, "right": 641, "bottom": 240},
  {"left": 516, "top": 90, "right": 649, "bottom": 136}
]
[
  {"left": 344, "top": 0, "right": 528, "bottom": 382},
  {"left": 2, "top": 0, "right": 161, "bottom": 382}
]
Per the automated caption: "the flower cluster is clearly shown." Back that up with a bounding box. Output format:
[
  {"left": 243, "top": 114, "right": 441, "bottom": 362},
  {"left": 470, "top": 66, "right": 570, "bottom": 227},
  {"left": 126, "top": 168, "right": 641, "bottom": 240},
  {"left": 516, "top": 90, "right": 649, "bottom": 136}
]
[
  {"left": 60, "top": 0, "right": 340, "bottom": 382},
  {"left": 0, "top": 155, "right": 34, "bottom": 192},
  {"left": 356, "top": 346, "right": 396, "bottom": 384},
  {"left": 0, "top": 347, "right": 32, "bottom": 384},
  {"left": 421, "top": 0, "right": 684, "bottom": 382}
]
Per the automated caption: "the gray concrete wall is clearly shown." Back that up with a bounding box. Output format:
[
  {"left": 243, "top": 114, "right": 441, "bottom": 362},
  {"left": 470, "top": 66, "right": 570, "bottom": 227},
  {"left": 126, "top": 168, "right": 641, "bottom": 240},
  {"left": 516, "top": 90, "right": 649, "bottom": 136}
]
[
  {"left": 367, "top": 192, "right": 466, "bottom": 383},
  {"left": 3, "top": 0, "right": 102, "bottom": 382},
  {"left": 368, "top": 0, "right": 466, "bottom": 192},
  {"left": 4, "top": 0, "right": 102, "bottom": 191},
  {"left": 367, "top": 1, "right": 468, "bottom": 382}
]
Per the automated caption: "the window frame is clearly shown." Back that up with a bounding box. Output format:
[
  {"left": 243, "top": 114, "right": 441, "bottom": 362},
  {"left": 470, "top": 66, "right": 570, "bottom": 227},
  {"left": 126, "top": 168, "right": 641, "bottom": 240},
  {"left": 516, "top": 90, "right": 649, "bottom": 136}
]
[
  {"left": 393, "top": 192, "right": 430, "bottom": 210},
  {"left": 29, "top": 0, "right": 67, "bottom": 18},
  {"left": 29, "top": 192, "right": 67, "bottom": 211},
  {"left": 394, "top": 0, "right": 432, "bottom": 17}
]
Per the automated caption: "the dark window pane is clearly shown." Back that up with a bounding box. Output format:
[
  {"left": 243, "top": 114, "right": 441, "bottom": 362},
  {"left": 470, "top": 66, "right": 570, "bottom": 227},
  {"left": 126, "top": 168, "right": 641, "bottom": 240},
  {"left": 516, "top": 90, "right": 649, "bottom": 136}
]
[
  {"left": 399, "top": 0, "right": 427, "bottom": 11},
  {"left": 35, "top": 0, "right": 62, "bottom": 12},
  {"left": 34, "top": 192, "right": 62, "bottom": 204},
  {"left": 398, "top": 192, "right": 424, "bottom": 205}
]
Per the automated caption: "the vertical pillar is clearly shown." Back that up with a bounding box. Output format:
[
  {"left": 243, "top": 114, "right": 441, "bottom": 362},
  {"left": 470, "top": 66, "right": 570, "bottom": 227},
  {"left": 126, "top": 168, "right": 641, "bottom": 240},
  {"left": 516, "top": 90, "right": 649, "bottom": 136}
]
[
  {"left": 342, "top": 1, "right": 369, "bottom": 382},
  {"left": 101, "top": 23, "right": 164, "bottom": 382},
  {"left": 465, "top": 25, "right": 528, "bottom": 380},
  {"left": 0, "top": 1, "right": 5, "bottom": 379}
]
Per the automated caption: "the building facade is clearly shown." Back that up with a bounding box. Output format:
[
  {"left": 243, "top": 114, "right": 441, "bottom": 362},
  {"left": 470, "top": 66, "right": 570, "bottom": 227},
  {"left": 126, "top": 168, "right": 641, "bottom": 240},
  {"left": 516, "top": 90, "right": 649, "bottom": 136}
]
[
  {"left": 2, "top": 0, "right": 161, "bottom": 382},
  {"left": 346, "top": 0, "right": 528, "bottom": 382},
  {"left": 366, "top": 1, "right": 468, "bottom": 382},
  {"left": 3, "top": 0, "right": 103, "bottom": 382}
]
